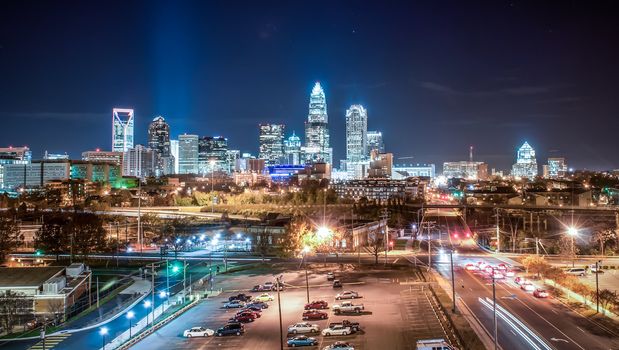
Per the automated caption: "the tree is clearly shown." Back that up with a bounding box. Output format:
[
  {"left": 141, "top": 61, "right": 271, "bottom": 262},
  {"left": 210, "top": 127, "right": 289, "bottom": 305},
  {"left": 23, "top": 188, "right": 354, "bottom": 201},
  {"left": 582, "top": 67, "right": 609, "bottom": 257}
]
[
  {"left": 280, "top": 217, "right": 310, "bottom": 258},
  {"left": 0, "top": 290, "right": 32, "bottom": 334},
  {"left": 522, "top": 255, "right": 550, "bottom": 278},
  {"left": 34, "top": 216, "right": 70, "bottom": 261},
  {"left": 557, "top": 236, "right": 578, "bottom": 261},
  {"left": 592, "top": 228, "right": 615, "bottom": 255},
  {"left": 597, "top": 289, "right": 618, "bottom": 313},
  {"left": 68, "top": 213, "right": 107, "bottom": 260},
  {"left": 0, "top": 216, "right": 24, "bottom": 263},
  {"left": 364, "top": 227, "right": 385, "bottom": 265},
  {"left": 256, "top": 226, "right": 271, "bottom": 263}
]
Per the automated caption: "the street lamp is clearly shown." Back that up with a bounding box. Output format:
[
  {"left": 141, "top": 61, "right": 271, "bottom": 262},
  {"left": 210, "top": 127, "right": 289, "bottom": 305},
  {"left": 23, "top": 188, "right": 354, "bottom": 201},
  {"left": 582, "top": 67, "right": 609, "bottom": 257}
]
[
  {"left": 143, "top": 300, "right": 152, "bottom": 326},
  {"left": 567, "top": 226, "right": 578, "bottom": 267},
  {"left": 126, "top": 311, "right": 134, "bottom": 338},
  {"left": 100, "top": 327, "right": 108, "bottom": 350},
  {"left": 276, "top": 275, "right": 284, "bottom": 350},
  {"left": 596, "top": 260, "right": 601, "bottom": 313},
  {"left": 302, "top": 246, "right": 311, "bottom": 303},
  {"left": 210, "top": 159, "right": 216, "bottom": 213}
]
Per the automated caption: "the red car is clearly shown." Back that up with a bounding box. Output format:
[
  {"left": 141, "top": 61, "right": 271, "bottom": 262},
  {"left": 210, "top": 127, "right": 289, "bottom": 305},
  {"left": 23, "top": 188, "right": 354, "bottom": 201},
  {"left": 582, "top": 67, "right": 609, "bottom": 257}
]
[
  {"left": 231, "top": 312, "right": 255, "bottom": 323},
  {"left": 304, "top": 300, "right": 328, "bottom": 310},
  {"left": 238, "top": 309, "right": 261, "bottom": 318},
  {"left": 302, "top": 309, "right": 328, "bottom": 320},
  {"left": 533, "top": 289, "right": 549, "bottom": 298}
]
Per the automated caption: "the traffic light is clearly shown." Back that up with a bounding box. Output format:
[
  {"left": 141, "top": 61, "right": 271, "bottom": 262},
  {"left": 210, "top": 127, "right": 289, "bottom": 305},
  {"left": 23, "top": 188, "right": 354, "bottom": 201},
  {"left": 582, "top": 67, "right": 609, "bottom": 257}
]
[{"left": 168, "top": 261, "right": 182, "bottom": 274}]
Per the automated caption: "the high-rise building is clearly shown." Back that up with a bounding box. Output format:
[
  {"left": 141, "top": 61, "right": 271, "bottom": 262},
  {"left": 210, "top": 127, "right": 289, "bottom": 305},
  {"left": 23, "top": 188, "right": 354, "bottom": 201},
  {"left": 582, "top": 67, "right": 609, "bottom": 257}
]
[
  {"left": 304, "top": 82, "right": 332, "bottom": 164},
  {"left": 82, "top": 150, "right": 123, "bottom": 165},
  {"left": 443, "top": 161, "right": 488, "bottom": 180},
  {"left": 170, "top": 140, "right": 179, "bottom": 174},
  {"left": 178, "top": 134, "right": 199, "bottom": 174},
  {"left": 259, "top": 124, "right": 285, "bottom": 165},
  {"left": 148, "top": 116, "right": 174, "bottom": 175},
  {"left": 546, "top": 158, "right": 567, "bottom": 178},
  {"left": 0, "top": 146, "right": 32, "bottom": 190},
  {"left": 368, "top": 150, "right": 393, "bottom": 178},
  {"left": 226, "top": 149, "right": 240, "bottom": 173},
  {"left": 2, "top": 161, "right": 71, "bottom": 190},
  {"left": 345, "top": 105, "right": 368, "bottom": 165},
  {"left": 511, "top": 141, "right": 538, "bottom": 178},
  {"left": 198, "top": 136, "right": 229, "bottom": 174},
  {"left": 367, "top": 131, "right": 384, "bottom": 155},
  {"left": 112, "top": 108, "right": 134, "bottom": 152},
  {"left": 122, "top": 145, "right": 156, "bottom": 179},
  {"left": 43, "top": 151, "right": 69, "bottom": 160},
  {"left": 284, "top": 132, "right": 303, "bottom": 165}
]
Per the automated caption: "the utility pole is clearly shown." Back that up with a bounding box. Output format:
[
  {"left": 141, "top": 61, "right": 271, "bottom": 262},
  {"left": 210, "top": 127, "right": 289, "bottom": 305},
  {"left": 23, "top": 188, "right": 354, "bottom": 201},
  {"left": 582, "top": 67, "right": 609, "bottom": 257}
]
[
  {"left": 151, "top": 263, "right": 155, "bottom": 329},
  {"left": 96, "top": 276, "right": 100, "bottom": 308},
  {"left": 492, "top": 267, "right": 498, "bottom": 350},
  {"left": 166, "top": 258, "right": 170, "bottom": 306},
  {"left": 596, "top": 260, "right": 601, "bottom": 313},
  {"left": 380, "top": 209, "right": 390, "bottom": 266},
  {"left": 183, "top": 260, "right": 187, "bottom": 303},
  {"left": 276, "top": 276, "right": 284, "bottom": 350},
  {"left": 495, "top": 208, "right": 500, "bottom": 253},
  {"left": 137, "top": 179, "right": 142, "bottom": 254},
  {"left": 450, "top": 249, "right": 456, "bottom": 313}
]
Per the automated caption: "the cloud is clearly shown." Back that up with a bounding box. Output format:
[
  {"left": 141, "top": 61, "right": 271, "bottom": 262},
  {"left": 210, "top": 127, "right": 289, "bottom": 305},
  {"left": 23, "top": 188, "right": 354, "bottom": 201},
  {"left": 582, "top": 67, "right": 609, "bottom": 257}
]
[
  {"left": 419, "top": 81, "right": 559, "bottom": 97},
  {"left": 419, "top": 81, "right": 457, "bottom": 94},
  {"left": 0, "top": 112, "right": 107, "bottom": 122}
]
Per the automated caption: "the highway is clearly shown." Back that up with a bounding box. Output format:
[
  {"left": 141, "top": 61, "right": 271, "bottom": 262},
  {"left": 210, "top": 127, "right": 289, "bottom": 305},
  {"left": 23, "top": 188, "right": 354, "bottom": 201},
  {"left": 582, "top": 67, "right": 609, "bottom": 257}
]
[{"left": 429, "top": 209, "right": 619, "bottom": 350}]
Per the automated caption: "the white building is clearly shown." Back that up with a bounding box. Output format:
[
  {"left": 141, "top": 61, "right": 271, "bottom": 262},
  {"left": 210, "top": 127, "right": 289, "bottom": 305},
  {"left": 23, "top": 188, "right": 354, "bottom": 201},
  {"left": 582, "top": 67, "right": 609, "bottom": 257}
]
[
  {"left": 345, "top": 104, "right": 368, "bottom": 166},
  {"left": 367, "top": 131, "right": 384, "bottom": 155},
  {"left": 122, "top": 145, "right": 156, "bottom": 179},
  {"left": 392, "top": 164, "right": 436, "bottom": 179},
  {"left": 178, "top": 134, "right": 199, "bottom": 174},
  {"left": 259, "top": 124, "right": 285, "bottom": 165},
  {"left": 511, "top": 142, "right": 538, "bottom": 178},
  {"left": 170, "top": 140, "right": 179, "bottom": 174},
  {"left": 304, "top": 82, "right": 332, "bottom": 164},
  {"left": 112, "top": 108, "right": 134, "bottom": 152}
]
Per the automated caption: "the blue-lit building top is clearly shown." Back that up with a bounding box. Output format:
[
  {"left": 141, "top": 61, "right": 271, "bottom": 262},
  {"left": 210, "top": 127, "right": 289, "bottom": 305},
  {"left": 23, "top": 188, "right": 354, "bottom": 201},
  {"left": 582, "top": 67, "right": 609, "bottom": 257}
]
[{"left": 266, "top": 164, "right": 306, "bottom": 182}]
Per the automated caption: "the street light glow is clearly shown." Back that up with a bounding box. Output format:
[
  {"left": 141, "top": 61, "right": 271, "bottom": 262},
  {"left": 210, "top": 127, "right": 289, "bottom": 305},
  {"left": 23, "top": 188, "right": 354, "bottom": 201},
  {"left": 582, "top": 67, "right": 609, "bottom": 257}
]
[
  {"left": 302, "top": 245, "right": 311, "bottom": 254},
  {"left": 567, "top": 227, "right": 578, "bottom": 236},
  {"left": 144, "top": 300, "right": 151, "bottom": 308},
  {"left": 159, "top": 291, "right": 167, "bottom": 298},
  {"left": 100, "top": 327, "right": 108, "bottom": 335},
  {"left": 126, "top": 311, "right": 134, "bottom": 319},
  {"left": 316, "top": 226, "right": 331, "bottom": 239}
]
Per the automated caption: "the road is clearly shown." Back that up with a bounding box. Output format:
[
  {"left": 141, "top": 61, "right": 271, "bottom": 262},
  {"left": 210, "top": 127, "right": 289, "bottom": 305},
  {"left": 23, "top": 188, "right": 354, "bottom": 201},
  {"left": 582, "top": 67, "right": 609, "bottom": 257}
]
[{"left": 429, "top": 209, "right": 619, "bottom": 350}]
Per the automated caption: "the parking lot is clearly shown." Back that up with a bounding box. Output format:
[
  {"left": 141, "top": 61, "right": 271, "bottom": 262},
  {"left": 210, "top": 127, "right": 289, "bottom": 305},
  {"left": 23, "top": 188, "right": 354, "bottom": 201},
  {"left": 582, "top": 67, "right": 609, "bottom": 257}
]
[{"left": 130, "top": 264, "right": 457, "bottom": 350}]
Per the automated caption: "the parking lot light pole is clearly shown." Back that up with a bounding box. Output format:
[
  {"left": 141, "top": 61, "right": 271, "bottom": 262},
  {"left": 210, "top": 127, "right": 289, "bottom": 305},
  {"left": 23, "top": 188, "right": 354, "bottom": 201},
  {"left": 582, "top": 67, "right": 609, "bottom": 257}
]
[
  {"left": 449, "top": 249, "right": 456, "bottom": 313},
  {"left": 302, "top": 246, "right": 311, "bottom": 303},
  {"left": 492, "top": 267, "right": 497, "bottom": 350},
  {"left": 596, "top": 260, "right": 601, "bottom": 313},
  {"left": 276, "top": 276, "right": 284, "bottom": 350}
]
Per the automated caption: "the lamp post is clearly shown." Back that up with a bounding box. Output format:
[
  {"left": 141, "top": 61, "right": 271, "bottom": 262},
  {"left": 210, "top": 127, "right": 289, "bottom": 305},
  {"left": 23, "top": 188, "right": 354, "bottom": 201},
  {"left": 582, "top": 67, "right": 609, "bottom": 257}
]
[
  {"left": 210, "top": 160, "right": 216, "bottom": 213},
  {"left": 567, "top": 226, "right": 578, "bottom": 267},
  {"left": 143, "top": 300, "right": 151, "bottom": 326},
  {"left": 276, "top": 275, "right": 284, "bottom": 350},
  {"left": 596, "top": 260, "right": 601, "bottom": 313},
  {"left": 302, "top": 246, "right": 310, "bottom": 303},
  {"left": 126, "top": 311, "right": 134, "bottom": 338},
  {"left": 491, "top": 267, "right": 497, "bottom": 350},
  {"left": 449, "top": 249, "right": 456, "bottom": 313},
  {"left": 100, "top": 327, "right": 108, "bottom": 350}
]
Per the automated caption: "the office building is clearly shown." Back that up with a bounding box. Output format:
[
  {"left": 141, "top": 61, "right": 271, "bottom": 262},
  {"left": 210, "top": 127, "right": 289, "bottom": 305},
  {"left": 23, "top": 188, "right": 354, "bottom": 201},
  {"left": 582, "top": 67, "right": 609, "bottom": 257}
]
[
  {"left": 259, "top": 124, "right": 285, "bottom": 165},
  {"left": 43, "top": 151, "right": 69, "bottom": 160},
  {"left": 0, "top": 146, "right": 32, "bottom": 190},
  {"left": 443, "top": 161, "right": 488, "bottom": 180},
  {"left": 198, "top": 136, "right": 229, "bottom": 174},
  {"left": 511, "top": 141, "right": 538, "bottom": 178},
  {"left": 178, "top": 134, "right": 199, "bottom": 174},
  {"left": 2, "top": 161, "right": 71, "bottom": 190},
  {"left": 226, "top": 149, "right": 240, "bottom": 173},
  {"left": 392, "top": 164, "right": 436, "bottom": 179},
  {"left": 368, "top": 151, "right": 393, "bottom": 178},
  {"left": 546, "top": 158, "right": 567, "bottom": 178},
  {"left": 284, "top": 132, "right": 303, "bottom": 165},
  {"left": 367, "top": 131, "right": 384, "bottom": 155},
  {"left": 112, "top": 108, "right": 134, "bottom": 152},
  {"left": 122, "top": 145, "right": 156, "bottom": 179},
  {"left": 345, "top": 104, "right": 368, "bottom": 167},
  {"left": 148, "top": 116, "right": 174, "bottom": 175},
  {"left": 170, "top": 140, "right": 179, "bottom": 174},
  {"left": 81, "top": 150, "right": 123, "bottom": 165},
  {"left": 304, "top": 82, "right": 332, "bottom": 164}
]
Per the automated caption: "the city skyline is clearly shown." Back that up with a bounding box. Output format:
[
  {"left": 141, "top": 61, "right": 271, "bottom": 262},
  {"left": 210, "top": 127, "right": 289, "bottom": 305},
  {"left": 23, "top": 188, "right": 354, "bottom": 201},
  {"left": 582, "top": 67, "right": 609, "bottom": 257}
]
[{"left": 2, "top": 1, "right": 619, "bottom": 170}]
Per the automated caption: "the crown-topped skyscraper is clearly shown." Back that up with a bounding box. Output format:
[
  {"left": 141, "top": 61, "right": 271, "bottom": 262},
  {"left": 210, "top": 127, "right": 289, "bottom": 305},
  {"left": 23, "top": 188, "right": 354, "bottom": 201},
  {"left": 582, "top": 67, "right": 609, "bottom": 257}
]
[{"left": 304, "top": 82, "right": 332, "bottom": 164}]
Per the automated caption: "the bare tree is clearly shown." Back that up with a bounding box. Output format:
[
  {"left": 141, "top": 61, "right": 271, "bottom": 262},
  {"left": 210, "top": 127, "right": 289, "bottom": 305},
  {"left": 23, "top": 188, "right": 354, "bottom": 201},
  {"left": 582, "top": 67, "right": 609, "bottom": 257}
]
[
  {"left": 0, "top": 216, "right": 24, "bottom": 262},
  {"left": 0, "top": 290, "right": 32, "bottom": 334},
  {"left": 364, "top": 229, "right": 384, "bottom": 265},
  {"left": 592, "top": 228, "right": 615, "bottom": 255},
  {"left": 598, "top": 289, "right": 618, "bottom": 313}
]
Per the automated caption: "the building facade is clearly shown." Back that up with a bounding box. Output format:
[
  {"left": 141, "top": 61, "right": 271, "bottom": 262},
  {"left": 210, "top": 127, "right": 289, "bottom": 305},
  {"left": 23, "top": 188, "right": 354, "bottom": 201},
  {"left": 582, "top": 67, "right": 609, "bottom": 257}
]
[
  {"left": 81, "top": 150, "right": 123, "bottom": 165},
  {"left": 178, "top": 134, "right": 199, "bottom": 174},
  {"left": 368, "top": 151, "right": 393, "bottom": 178},
  {"left": 443, "top": 161, "right": 488, "bottom": 180},
  {"left": 304, "top": 82, "right": 332, "bottom": 164},
  {"left": 546, "top": 158, "right": 567, "bottom": 178},
  {"left": 112, "top": 108, "right": 134, "bottom": 152},
  {"left": 511, "top": 141, "right": 538, "bottom": 178},
  {"left": 345, "top": 104, "right": 368, "bottom": 168},
  {"left": 284, "top": 132, "right": 303, "bottom": 165},
  {"left": 0, "top": 147, "right": 32, "bottom": 190},
  {"left": 259, "top": 124, "right": 285, "bottom": 165},
  {"left": 170, "top": 139, "right": 179, "bottom": 174},
  {"left": 392, "top": 164, "right": 436, "bottom": 179},
  {"left": 122, "top": 145, "right": 156, "bottom": 179},
  {"left": 198, "top": 136, "right": 229, "bottom": 174},
  {"left": 147, "top": 116, "right": 174, "bottom": 175}
]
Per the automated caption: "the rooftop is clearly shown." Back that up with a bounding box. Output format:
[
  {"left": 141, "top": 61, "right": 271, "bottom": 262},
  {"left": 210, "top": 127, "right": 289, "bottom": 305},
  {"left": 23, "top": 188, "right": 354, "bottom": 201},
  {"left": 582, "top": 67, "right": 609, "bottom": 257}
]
[{"left": 0, "top": 266, "right": 64, "bottom": 288}]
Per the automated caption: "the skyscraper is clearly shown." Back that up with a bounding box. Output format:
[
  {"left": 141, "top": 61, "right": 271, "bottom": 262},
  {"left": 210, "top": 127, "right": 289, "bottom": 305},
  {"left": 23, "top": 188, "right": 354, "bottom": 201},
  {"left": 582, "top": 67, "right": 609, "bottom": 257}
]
[
  {"left": 178, "top": 134, "right": 199, "bottom": 174},
  {"left": 122, "top": 145, "right": 156, "bottom": 179},
  {"left": 367, "top": 131, "right": 384, "bottom": 155},
  {"left": 170, "top": 140, "right": 179, "bottom": 174},
  {"left": 511, "top": 141, "right": 538, "bottom": 178},
  {"left": 148, "top": 116, "right": 174, "bottom": 175},
  {"left": 112, "top": 108, "right": 134, "bottom": 152},
  {"left": 345, "top": 105, "right": 368, "bottom": 163},
  {"left": 198, "top": 136, "right": 229, "bottom": 174},
  {"left": 304, "top": 82, "right": 332, "bottom": 164},
  {"left": 284, "top": 132, "right": 302, "bottom": 165},
  {"left": 259, "top": 124, "right": 285, "bottom": 165},
  {"left": 546, "top": 158, "right": 567, "bottom": 178}
]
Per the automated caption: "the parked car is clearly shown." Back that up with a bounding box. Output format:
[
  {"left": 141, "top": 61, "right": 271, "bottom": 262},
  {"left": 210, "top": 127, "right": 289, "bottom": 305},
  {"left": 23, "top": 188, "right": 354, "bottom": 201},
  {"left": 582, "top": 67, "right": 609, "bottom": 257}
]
[
  {"left": 327, "top": 272, "right": 335, "bottom": 281},
  {"left": 183, "top": 327, "right": 214, "bottom": 338},
  {"left": 321, "top": 325, "right": 352, "bottom": 336},
  {"left": 264, "top": 281, "right": 274, "bottom": 289},
  {"left": 230, "top": 312, "right": 255, "bottom": 323},
  {"left": 335, "top": 291, "right": 359, "bottom": 300},
  {"left": 305, "top": 300, "right": 328, "bottom": 310},
  {"left": 287, "top": 335, "right": 319, "bottom": 347},
  {"left": 254, "top": 293, "right": 274, "bottom": 302},
  {"left": 246, "top": 301, "right": 269, "bottom": 309},
  {"left": 333, "top": 280, "right": 343, "bottom": 288},
  {"left": 244, "top": 304, "right": 264, "bottom": 312},
  {"left": 322, "top": 342, "right": 355, "bottom": 350},
  {"left": 250, "top": 285, "right": 270, "bottom": 292},
  {"left": 504, "top": 270, "right": 515, "bottom": 277},
  {"left": 216, "top": 322, "right": 244, "bottom": 336},
  {"left": 566, "top": 268, "right": 586, "bottom": 277},
  {"left": 237, "top": 309, "right": 261, "bottom": 318},
  {"left": 328, "top": 320, "right": 360, "bottom": 332},
  {"left": 288, "top": 322, "right": 320, "bottom": 334},
  {"left": 533, "top": 289, "right": 549, "bottom": 298},
  {"left": 520, "top": 281, "right": 535, "bottom": 292},
  {"left": 514, "top": 277, "right": 527, "bottom": 285},
  {"left": 224, "top": 300, "right": 246, "bottom": 308},
  {"left": 332, "top": 301, "right": 364, "bottom": 314},
  {"left": 303, "top": 309, "right": 328, "bottom": 320},
  {"left": 229, "top": 293, "right": 252, "bottom": 302}
]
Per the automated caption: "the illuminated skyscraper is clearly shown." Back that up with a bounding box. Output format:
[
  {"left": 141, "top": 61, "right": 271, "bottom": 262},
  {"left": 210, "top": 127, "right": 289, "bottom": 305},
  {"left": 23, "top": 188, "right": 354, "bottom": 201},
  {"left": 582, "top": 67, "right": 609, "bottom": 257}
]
[
  {"left": 178, "top": 134, "right": 199, "bottom": 174},
  {"left": 511, "top": 141, "right": 538, "bottom": 178},
  {"left": 284, "top": 132, "right": 302, "bottom": 165},
  {"left": 546, "top": 158, "right": 567, "bottom": 178},
  {"left": 345, "top": 105, "right": 368, "bottom": 163},
  {"left": 112, "top": 108, "right": 134, "bottom": 152},
  {"left": 304, "top": 82, "right": 332, "bottom": 164},
  {"left": 198, "top": 136, "right": 229, "bottom": 174},
  {"left": 148, "top": 116, "right": 174, "bottom": 175},
  {"left": 259, "top": 124, "right": 285, "bottom": 165},
  {"left": 170, "top": 140, "right": 179, "bottom": 174},
  {"left": 367, "top": 131, "right": 384, "bottom": 155}
]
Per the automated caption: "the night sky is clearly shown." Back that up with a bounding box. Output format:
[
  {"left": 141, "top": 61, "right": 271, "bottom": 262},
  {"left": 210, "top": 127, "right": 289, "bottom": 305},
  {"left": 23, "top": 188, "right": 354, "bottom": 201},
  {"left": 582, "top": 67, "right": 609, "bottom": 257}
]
[{"left": 1, "top": 1, "right": 619, "bottom": 171}]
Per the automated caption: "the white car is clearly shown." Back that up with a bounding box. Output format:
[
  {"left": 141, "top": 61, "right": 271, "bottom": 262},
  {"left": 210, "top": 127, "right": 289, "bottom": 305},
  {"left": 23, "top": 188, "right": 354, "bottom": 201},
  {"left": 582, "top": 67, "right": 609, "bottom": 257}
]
[
  {"left": 323, "top": 342, "right": 355, "bottom": 350},
  {"left": 288, "top": 322, "right": 320, "bottom": 334},
  {"left": 335, "top": 291, "right": 359, "bottom": 300},
  {"left": 521, "top": 282, "right": 535, "bottom": 292},
  {"left": 183, "top": 326, "right": 214, "bottom": 338},
  {"left": 254, "top": 293, "right": 274, "bottom": 302},
  {"left": 504, "top": 270, "right": 515, "bottom": 277},
  {"left": 322, "top": 325, "right": 352, "bottom": 336},
  {"left": 465, "top": 263, "right": 478, "bottom": 271},
  {"left": 264, "top": 281, "right": 274, "bottom": 288}
]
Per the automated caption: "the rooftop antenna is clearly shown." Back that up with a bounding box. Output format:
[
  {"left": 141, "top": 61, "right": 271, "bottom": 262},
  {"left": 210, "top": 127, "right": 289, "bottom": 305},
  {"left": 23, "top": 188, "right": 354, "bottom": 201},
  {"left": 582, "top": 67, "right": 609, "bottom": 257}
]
[{"left": 469, "top": 146, "right": 473, "bottom": 162}]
